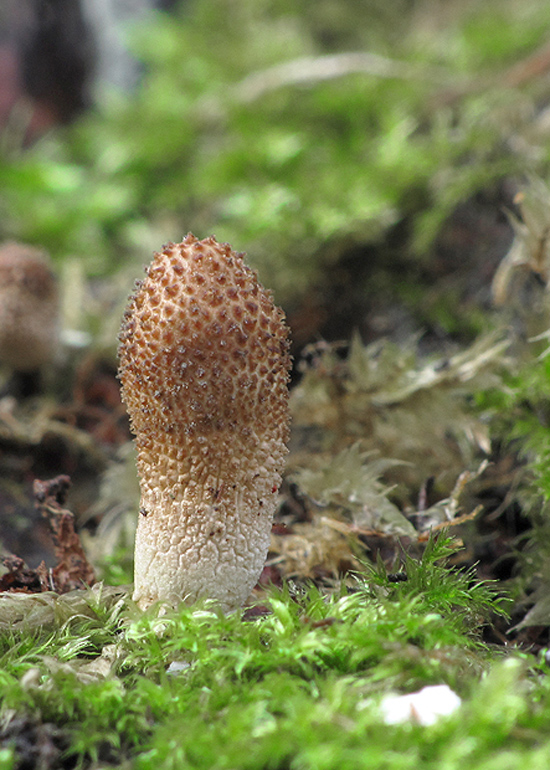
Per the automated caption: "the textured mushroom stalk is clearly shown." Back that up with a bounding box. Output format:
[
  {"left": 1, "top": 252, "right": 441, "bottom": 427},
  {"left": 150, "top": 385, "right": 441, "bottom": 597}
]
[
  {"left": 118, "top": 235, "right": 291, "bottom": 611},
  {"left": 0, "top": 242, "right": 59, "bottom": 372}
]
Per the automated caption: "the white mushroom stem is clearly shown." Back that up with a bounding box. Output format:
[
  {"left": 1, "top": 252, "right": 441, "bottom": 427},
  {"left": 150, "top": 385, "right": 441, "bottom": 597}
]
[{"left": 118, "top": 235, "right": 291, "bottom": 611}]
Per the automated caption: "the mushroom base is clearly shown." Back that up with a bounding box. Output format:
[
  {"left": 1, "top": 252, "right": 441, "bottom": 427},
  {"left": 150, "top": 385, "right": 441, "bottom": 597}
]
[{"left": 132, "top": 493, "right": 275, "bottom": 612}]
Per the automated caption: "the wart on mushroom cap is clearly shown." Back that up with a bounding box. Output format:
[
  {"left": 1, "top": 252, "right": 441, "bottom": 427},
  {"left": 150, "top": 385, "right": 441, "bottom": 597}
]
[{"left": 118, "top": 234, "right": 291, "bottom": 611}]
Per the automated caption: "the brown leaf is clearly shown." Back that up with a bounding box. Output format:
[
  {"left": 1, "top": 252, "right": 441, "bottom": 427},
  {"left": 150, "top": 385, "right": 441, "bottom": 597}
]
[
  {"left": 33, "top": 475, "right": 95, "bottom": 593},
  {"left": 0, "top": 555, "right": 42, "bottom": 593}
]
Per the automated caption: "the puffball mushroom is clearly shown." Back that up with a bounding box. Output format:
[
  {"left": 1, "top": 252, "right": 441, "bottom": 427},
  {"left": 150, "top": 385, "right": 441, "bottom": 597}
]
[
  {"left": 0, "top": 242, "right": 59, "bottom": 372},
  {"left": 118, "top": 234, "right": 291, "bottom": 611}
]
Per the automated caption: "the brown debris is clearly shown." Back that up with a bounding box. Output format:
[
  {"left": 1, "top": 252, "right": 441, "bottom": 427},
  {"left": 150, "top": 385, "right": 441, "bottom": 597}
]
[
  {"left": 0, "top": 555, "right": 42, "bottom": 593},
  {"left": 0, "top": 476, "right": 97, "bottom": 595},
  {"left": 33, "top": 475, "right": 96, "bottom": 593},
  {"left": 52, "top": 353, "right": 130, "bottom": 447},
  {"left": 0, "top": 714, "right": 64, "bottom": 770}
]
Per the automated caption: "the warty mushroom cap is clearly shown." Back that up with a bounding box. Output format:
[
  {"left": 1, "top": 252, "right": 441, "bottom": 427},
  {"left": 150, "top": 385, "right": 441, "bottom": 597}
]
[
  {"left": 0, "top": 242, "right": 59, "bottom": 372},
  {"left": 118, "top": 234, "right": 291, "bottom": 611}
]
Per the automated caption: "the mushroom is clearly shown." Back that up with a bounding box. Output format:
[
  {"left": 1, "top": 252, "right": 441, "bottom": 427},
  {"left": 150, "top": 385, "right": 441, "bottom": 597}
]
[
  {"left": 118, "top": 234, "right": 291, "bottom": 611},
  {"left": 0, "top": 241, "right": 59, "bottom": 373}
]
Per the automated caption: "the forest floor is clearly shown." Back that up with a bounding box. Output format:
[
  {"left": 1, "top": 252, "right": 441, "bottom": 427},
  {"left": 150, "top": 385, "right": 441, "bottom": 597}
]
[{"left": 3, "top": 0, "right": 550, "bottom": 766}]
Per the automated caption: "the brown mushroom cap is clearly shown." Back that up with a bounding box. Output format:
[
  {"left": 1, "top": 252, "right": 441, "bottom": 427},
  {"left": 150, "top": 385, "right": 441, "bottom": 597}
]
[
  {"left": 118, "top": 234, "right": 291, "bottom": 611},
  {"left": 0, "top": 242, "right": 59, "bottom": 372}
]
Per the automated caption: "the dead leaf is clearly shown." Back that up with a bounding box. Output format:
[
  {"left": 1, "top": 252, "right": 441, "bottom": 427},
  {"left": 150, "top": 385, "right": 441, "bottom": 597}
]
[
  {"left": 0, "top": 555, "right": 42, "bottom": 593},
  {"left": 33, "top": 475, "right": 96, "bottom": 593}
]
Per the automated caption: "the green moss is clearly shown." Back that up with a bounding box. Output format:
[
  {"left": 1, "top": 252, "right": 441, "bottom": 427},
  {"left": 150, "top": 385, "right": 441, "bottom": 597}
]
[
  {"left": 2, "top": 0, "right": 550, "bottom": 302},
  {"left": 0, "top": 535, "right": 512, "bottom": 769}
]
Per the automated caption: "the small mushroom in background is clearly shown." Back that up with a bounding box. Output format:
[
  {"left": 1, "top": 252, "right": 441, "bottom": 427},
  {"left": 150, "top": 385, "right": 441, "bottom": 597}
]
[
  {"left": 0, "top": 241, "right": 60, "bottom": 395},
  {"left": 118, "top": 234, "right": 291, "bottom": 612}
]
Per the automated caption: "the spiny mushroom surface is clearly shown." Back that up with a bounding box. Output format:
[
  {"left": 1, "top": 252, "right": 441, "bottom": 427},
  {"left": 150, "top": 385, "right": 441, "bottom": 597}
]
[
  {"left": 0, "top": 242, "right": 59, "bottom": 372},
  {"left": 118, "top": 234, "right": 291, "bottom": 611}
]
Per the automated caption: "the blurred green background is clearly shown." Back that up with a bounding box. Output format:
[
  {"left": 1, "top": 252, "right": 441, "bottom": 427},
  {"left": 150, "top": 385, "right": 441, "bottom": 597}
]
[{"left": 2, "top": 0, "right": 549, "bottom": 339}]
